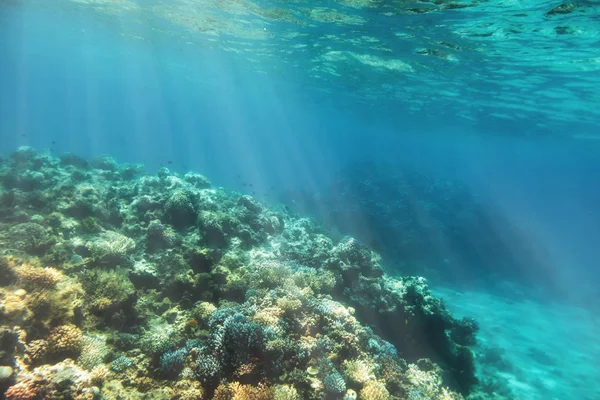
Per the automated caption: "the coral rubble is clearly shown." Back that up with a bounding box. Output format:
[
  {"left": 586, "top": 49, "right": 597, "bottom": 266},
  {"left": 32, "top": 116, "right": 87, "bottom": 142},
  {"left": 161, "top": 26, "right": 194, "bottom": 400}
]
[{"left": 0, "top": 147, "right": 478, "bottom": 399}]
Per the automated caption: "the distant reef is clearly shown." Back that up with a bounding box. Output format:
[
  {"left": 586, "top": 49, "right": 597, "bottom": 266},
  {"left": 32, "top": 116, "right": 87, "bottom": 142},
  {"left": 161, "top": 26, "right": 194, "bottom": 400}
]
[
  {"left": 0, "top": 147, "right": 479, "bottom": 399},
  {"left": 282, "top": 162, "right": 548, "bottom": 288}
]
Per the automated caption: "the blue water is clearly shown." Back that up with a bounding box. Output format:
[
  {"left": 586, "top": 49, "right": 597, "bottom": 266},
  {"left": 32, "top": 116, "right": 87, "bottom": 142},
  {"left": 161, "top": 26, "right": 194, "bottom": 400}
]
[{"left": 1, "top": 0, "right": 599, "bottom": 398}]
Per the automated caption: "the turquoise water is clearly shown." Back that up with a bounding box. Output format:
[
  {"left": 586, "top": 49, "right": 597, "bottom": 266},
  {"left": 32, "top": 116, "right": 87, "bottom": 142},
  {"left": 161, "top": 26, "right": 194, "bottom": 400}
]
[{"left": 1, "top": 0, "right": 599, "bottom": 399}]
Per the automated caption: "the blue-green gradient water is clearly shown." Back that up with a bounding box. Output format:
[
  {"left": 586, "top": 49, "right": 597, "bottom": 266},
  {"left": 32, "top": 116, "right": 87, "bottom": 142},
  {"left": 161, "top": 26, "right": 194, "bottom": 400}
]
[{"left": 1, "top": 0, "right": 599, "bottom": 398}]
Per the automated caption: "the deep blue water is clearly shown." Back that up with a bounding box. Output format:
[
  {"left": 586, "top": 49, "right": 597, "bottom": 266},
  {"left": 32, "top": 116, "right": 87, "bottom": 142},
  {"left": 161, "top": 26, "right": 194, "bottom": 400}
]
[{"left": 1, "top": 1, "right": 599, "bottom": 397}]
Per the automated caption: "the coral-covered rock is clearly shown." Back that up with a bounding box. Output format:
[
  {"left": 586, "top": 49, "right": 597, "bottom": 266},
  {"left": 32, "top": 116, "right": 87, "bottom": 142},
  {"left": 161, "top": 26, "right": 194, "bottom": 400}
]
[
  {"left": 8, "top": 223, "right": 53, "bottom": 255},
  {"left": 15, "top": 264, "right": 63, "bottom": 289},
  {"left": 165, "top": 190, "right": 197, "bottom": 229},
  {"left": 0, "top": 149, "right": 478, "bottom": 399}
]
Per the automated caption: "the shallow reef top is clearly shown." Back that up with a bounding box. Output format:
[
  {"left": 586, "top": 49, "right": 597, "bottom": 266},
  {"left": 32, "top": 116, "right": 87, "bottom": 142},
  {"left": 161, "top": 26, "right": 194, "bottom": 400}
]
[{"left": 0, "top": 147, "right": 480, "bottom": 399}]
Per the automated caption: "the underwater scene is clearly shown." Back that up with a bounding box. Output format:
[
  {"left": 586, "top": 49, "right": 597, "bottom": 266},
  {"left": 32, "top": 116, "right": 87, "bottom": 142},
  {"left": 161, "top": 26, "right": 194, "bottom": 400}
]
[{"left": 0, "top": 0, "right": 599, "bottom": 399}]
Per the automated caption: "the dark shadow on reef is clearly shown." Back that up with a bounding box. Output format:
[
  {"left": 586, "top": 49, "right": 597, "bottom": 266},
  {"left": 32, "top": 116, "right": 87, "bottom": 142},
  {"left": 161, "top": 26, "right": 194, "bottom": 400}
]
[
  {"left": 280, "top": 161, "right": 557, "bottom": 294},
  {"left": 0, "top": 147, "right": 479, "bottom": 399}
]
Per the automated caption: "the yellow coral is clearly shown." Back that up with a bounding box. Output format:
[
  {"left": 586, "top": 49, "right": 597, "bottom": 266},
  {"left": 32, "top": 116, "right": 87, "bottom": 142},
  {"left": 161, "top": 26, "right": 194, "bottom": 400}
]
[
  {"left": 136, "top": 376, "right": 156, "bottom": 392},
  {"left": 93, "top": 297, "right": 113, "bottom": 311},
  {"left": 276, "top": 297, "right": 302, "bottom": 312},
  {"left": 0, "top": 289, "right": 33, "bottom": 326},
  {"left": 26, "top": 277, "right": 84, "bottom": 328},
  {"left": 359, "top": 380, "right": 389, "bottom": 400},
  {"left": 253, "top": 307, "right": 283, "bottom": 325},
  {"left": 273, "top": 384, "right": 299, "bottom": 400},
  {"left": 195, "top": 301, "right": 217, "bottom": 321},
  {"left": 90, "top": 364, "right": 110, "bottom": 386},
  {"left": 173, "top": 380, "right": 204, "bottom": 399},
  {"left": 343, "top": 359, "right": 374, "bottom": 384},
  {"left": 214, "top": 381, "right": 274, "bottom": 400}
]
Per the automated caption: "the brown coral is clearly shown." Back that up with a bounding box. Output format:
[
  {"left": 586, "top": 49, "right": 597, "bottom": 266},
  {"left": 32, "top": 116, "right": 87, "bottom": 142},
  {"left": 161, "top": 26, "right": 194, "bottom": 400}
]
[
  {"left": 89, "top": 364, "right": 110, "bottom": 386},
  {"left": 173, "top": 380, "right": 204, "bottom": 399},
  {"left": 26, "top": 339, "right": 48, "bottom": 364},
  {"left": 5, "top": 379, "right": 42, "bottom": 400},
  {"left": 15, "top": 264, "right": 63, "bottom": 289},
  {"left": 48, "top": 324, "right": 83, "bottom": 355},
  {"left": 0, "top": 289, "right": 33, "bottom": 326},
  {"left": 214, "top": 381, "right": 274, "bottom": 400}
]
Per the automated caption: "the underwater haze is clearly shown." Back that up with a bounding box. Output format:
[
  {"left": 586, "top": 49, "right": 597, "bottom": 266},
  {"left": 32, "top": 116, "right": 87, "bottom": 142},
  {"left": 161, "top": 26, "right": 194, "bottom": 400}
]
[{"left": 0, "top": 0, "right": 599, "bottom": 399}]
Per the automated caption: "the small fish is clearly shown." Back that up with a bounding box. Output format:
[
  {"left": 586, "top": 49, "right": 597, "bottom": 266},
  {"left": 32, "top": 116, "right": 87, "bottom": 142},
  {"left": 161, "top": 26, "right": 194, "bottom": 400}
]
[
  {"left": 242, "top": 183, "right": 247, "bottom": 187},
  {"left": 249, "top": 184, "right": 254, "bottom": 188},
  {"left": 252, "top": 191, "right": 256, "bottom": 195},
  {"left": 167, "top": 160, "right": 173, "bottom": 165},
  {"left": 51, "top": 141, "right": 56, "bottom": 145},
  {"left": 20, "top": 133, "right": 27, "bottom": 137}
]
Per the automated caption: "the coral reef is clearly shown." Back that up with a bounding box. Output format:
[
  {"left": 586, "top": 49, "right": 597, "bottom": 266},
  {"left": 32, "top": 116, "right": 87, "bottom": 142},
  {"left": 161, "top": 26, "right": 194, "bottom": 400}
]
[
  {"left": 0, "top": 148, "right": 479, "bottom": 399},
  {"left": 283, "top": 162, "right": 546, "bottom": 287}
]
